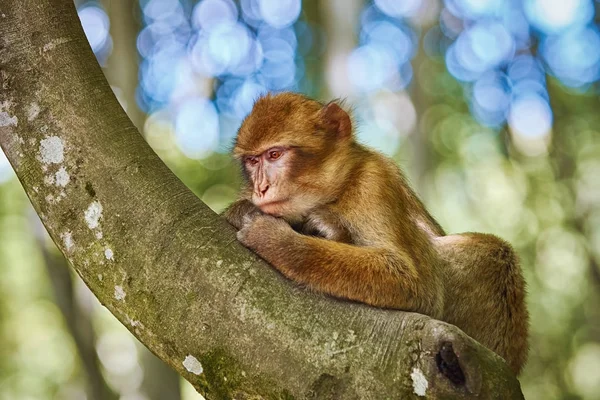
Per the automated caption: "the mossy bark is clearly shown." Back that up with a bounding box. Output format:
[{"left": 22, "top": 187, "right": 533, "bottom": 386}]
[{"left": 0, "top": 0, "right": 525, "bottom": 398}]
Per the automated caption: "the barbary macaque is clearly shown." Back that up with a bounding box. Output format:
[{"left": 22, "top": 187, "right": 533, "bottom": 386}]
[{"left": 223, "top": 92, "right": 529, "bottom": 374}]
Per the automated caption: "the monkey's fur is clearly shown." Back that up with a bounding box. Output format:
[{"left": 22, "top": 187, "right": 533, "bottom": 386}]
[{"left": 224, "top": 92, "right": 529, "bottom": 375}]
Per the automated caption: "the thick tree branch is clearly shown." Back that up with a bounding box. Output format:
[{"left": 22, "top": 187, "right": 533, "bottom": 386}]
[{"left": 0, "top": 0, "right": 524, "bottom": 398}]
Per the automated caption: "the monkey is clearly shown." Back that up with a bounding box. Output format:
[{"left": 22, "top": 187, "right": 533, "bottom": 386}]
[{"left": 223, "top": 92, "right": 529, "bottom": 375}]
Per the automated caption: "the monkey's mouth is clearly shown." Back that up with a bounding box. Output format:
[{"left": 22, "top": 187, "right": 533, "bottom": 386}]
[{"left": 256, "top": 198, "right": 289, "bottom": 214}]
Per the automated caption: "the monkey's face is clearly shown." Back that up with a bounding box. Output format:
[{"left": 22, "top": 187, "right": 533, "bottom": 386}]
[
  {"left": 240, "top": 145, "right": 327, "bottom": 221},
  {"left": 233, "top": 92, "right": 354, "bottom": 220}
]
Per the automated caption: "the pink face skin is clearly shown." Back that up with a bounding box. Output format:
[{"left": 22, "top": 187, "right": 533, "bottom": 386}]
[{"left": 244, "top": 146, "right": 291, "bottom": 215}]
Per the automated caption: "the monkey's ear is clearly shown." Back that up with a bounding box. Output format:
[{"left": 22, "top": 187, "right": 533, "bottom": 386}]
[{"left": 320, "top": 102, "right": 352, "bottom": 139}]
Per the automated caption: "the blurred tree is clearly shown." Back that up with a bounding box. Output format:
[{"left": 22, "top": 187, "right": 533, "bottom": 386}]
[
  {"left": 320, "top": 0, "right": 363, "bottom": 98},
  {"left": 0, "top": 1, "right": 525, "bottom": 398},
  {"left": 34, "top": 221, "right": 118, "bottom": 400},
  {"left": 409, "top": 33, "right": 436, "bottom": 191},
  {"left": 298, "top": 0, "right": 325, "bottom": 97},
  {"left": 545, "top": 80, "right": 600, "bottom": 397},
  {"left": 101, "top": 0, "right": 146, "bottom": 132}
]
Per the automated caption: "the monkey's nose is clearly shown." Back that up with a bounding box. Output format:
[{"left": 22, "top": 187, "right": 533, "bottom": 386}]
[{"left": 260, "top": 185, "right": 269, "bottom": 196}]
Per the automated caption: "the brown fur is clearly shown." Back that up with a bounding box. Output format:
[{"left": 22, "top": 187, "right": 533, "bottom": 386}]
[{"left": 223, "top": 92, "right": 529, "bottom": 375}]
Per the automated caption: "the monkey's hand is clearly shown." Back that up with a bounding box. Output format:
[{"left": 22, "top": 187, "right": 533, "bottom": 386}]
[
  {"left": 237, "top": 213, "right": 293, "bottom": 252},
  {"left": 222, "top": 199, "right": 261, "bottom": 230}
]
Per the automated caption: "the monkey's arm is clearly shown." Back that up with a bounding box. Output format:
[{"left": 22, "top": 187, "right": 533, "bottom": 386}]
[
  {"left": 238, "top": 214, "right": 443, "bottom": 316},
  {"left": 222, "top": 199, "right": 260, "bottom": 229}
]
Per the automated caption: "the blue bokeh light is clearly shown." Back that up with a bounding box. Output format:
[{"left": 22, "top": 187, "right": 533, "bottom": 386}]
[
  {"left": 192, "top": 0, "right": 238, "bottom": 31},
  {"left": 508, "top": 94, "right": 553, "bottom": 138},
  {"left": 140, "top": 44, "right": 187, "bottom": 107},
  {"left": 439, "top": 7, "right": 464, "bottom": 39},
  {"left": 231, "top": 80, "right": 269, "bottom": 119},
  {"left": 508, "top": 55, "right": 546, "bottom": 83},
  {"left": 240, "top": 0, "right": 262, "bottom": 27},
  {"left": 141, "top": 0, "right": 182, "bottom": 22},
  {"left": 541, "top": 25, "right": 600, "bottom": 87},
  {"left": 257, "top": 25, "right": 298, "bottom": 52},
  {"left": 78, "top": 5, "right": 110, "bottom": 54},
  {"left": 439, "top": 0, "right": 579, "bottom": 132},
  {"left": 189, "top": 22, "right": 255, "bottom": 77},
  {"left": 126, "top": 0, "right": 600, "bottom": 158},
  {"left": 259, "top": 47, "right": 298, "bottom": 89},
  {"left": 501, "top": 8, "right": 531, "bottom": 49},
  {"left": 524, "top": 0, "right": 594, "bottom": 34},
  {"left": 294, "top": 21, "right": 316, "bottom": 56},
  {"left": 348, "top": 45, "right": 398, "bottom": 92},
  {"left": 445, "top": 0, "right": 504, "bottom": 20},
  {"left": 361, "top": 20, "right": 415, "bottom": 66},
  {"left": 448, "top": 21, "right": 515, "bottom": 81},
  {"left": 143, "top": 4, "right": 188, "bottom": 34},
  {"left": 508, "top": 55, "right": 549, "bottom": 99},
  {"left": 175, "top": 98, "right": 220, "bottom": 158},
  {"left": 374, "top": 0, "right": 422, "bottom": 18},
  {"left": 471, "top": 71, "right": 512, "bottom": 126},
  {"left": 0, "top": 152, "right": 13, "bottom": 184},
  {"left": 134, "top": 0, "right": 310, "bottom": 156},
  {"left": 258, "top": 0, "right": 301, "bottom": 29},
  {"left": 215, "top": 78, "right": 268, "bottom": 120},
  {"left": 349, "top": 7, "right": 417, "bottom": 92}
]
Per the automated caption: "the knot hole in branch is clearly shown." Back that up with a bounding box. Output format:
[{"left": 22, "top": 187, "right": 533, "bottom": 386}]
[{"left": 436, "top": 342, "right": 466, "bottom": 386}]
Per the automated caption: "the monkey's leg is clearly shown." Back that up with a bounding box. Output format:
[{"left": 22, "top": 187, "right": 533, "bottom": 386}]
[
  {"left": 222, "top": 199, "right": 260, "bottom": 229},
  {"left": 435, "top": 233, "right": 529, "bottom": 375},
  {"left": 238, "top": 215, "right": 443, "bottom": 316}
]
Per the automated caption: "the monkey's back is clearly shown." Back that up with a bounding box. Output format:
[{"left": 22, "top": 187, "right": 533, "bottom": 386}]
[{"left": 435, "top": 233, "right": 529, "bottom": 374}]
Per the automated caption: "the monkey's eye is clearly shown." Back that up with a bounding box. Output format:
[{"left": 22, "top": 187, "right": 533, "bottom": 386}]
[
  {"left": 268, "top": 149, "right": 282, "bottom": 160},
  {"left": 246, "top": 156, "right": 259, "bottom": 166}
]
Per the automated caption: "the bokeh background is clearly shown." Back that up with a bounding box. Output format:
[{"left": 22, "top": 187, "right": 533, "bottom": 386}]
[{"left": 1, "top": 0, "right": 600, "bottom": 399}]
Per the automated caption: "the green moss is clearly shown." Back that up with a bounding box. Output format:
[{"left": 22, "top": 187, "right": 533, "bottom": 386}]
[
  {"left": 192, "top": 348, "right": 298, "bottom": 400},
  {"left": 272, "top": 389, "right": 296, "bottom": 400},
  {"left": 185, "top": 290, "right": 198, "bottom": 304},
  {"left": 196, "top": 347, "right": 244, "bottom": 399}
]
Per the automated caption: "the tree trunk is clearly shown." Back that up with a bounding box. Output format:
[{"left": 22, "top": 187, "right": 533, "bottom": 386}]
[
  {"left": 99, "top": 1, "right": 183, "bottom": 397},
  {"left": 0, "top": 1, "right": 524, "bottom": 398}
]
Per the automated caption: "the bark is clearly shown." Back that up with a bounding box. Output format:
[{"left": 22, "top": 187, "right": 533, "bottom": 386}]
[
  {"left": 99, "top": 1, "right": 183, "bottom": 397},
  {"left": 0, "top": 1, "right": 524, "bottom": 399}
]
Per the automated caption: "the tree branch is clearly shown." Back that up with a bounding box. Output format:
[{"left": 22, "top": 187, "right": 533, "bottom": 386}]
[{"left": 0, "top": 0, "right": 524, "bottom": 398}]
